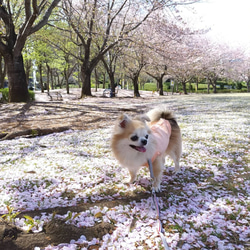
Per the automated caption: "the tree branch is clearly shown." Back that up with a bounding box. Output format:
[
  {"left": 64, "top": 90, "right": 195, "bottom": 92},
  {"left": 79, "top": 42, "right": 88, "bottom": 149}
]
[
  {"left": 25, "top": 0, "right": 31, "bottom": 21},
  {"left": 30, "top": 0, "right": 61, "bottom": 34},
  {"left": 0, "top": 2, "right": 11, "bottom": 27}
]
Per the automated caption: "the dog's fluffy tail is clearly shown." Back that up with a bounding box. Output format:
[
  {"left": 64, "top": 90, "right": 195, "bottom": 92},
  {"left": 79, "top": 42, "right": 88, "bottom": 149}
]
[{"left": 147, "top": 107, "right": 177, "bottom": 124}]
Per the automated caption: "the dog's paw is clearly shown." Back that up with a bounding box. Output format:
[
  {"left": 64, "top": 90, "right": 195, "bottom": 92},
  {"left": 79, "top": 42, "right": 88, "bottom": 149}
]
[
  {"left": 173, "top": 167, "right": 181, "bottom": 174},
  {"left": 129, "top": 178, "right": 136, "bottom": 184},
  {"left": 123, "top": 179, "right": 133, "bottom": 185},
  {"left": 153, "top": 185, "right": 161, "bottom": 192},
  {"left": 153, "top": 181, "right": 161, "bottom": 192},
  {"left": 123, "top": 177, "right": 136, "bottom": 185},
  {"left": 173, "top": 170, "right": 180, "bottom": 175}
]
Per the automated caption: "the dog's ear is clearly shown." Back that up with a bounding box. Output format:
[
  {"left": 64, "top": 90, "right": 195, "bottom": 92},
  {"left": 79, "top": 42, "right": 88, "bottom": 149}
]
[
  {"left": 119, "top": 114, "right": 130, "bottom": 128},
  {"left": 118, "top": 114, "right": 131, "bottom": 129}
]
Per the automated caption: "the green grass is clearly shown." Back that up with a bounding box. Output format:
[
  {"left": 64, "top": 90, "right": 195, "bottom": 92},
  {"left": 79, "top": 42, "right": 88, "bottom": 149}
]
[
  {"left": 140, "top": 82, "right": 248, "bottom": 93},
  {"left": 87, "top": 80, "right": 249, "bottom": 94},
  {"left": 0, "top": 88, "right": 35, "bottom": 102}
]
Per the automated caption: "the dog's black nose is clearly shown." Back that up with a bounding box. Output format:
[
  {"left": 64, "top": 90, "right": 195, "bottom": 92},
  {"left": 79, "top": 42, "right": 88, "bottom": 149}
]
[{"left": 141, "top": 139, "right": 147, "bottom": 145}]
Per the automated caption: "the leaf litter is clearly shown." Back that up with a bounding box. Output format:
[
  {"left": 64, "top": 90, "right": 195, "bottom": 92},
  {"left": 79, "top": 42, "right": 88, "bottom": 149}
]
[{"left": 0, "top": 93, "right": 249, "bottom": 249}]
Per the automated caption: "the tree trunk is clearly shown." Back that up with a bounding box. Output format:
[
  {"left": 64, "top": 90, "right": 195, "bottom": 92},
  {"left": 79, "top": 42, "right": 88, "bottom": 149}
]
[
  {"left": 80, "top": 67, "right": 92, "bottom": 97},
  {"left": 55, "top": 71, "right": 61, "bottom": 89},
  {"left": 212, "top": 82, "right": 217, "bottom": 93},
  {"left": 182, "top": 82, "right": 188, "bottom": 94},
  {"left": 25, "top": 59, "right": 32, "bottom": 88},
  {"left": 46, "top": 64, "right": 50, "bottom": 92},
  {"left": 102, "top": 57, "right": 116, "bottom": 97},
  {"left": 5, "top": 54, "right": 29, "bottom": 102},
  {"left": 0, "top": 55, "right": 7, "bottom": 89},
  {"left": 103, "top": 72, "right": 106, "bottom": 89},
  {"left": 26, "top": 67, "right": 30, "bottom": 88},
  {"left": 158, "top": 77, "right": 164, "bottom": 96},
  {"left": 65, "top": 76, "right": 69, "bottom": 94},
  {"left": 50, "top": 69, "right": 54, "bottom": 90},
  {"left": 64, "top": 68, "right": 70, "bottom": 94},
  {"left": 207, "top": 82, "right": 210, "bottom": 94},
  {"left": 94, "top": 68, "right": 98, "bottom": 92},
  {"left": 66, "top": 80, "right": 69, "bottom": 94},
  {"left": 171, "top": 82, "right": 175, "bottom": 95},
  {"left": 146, "top": 72, "right": 165, "bottom": 96},
  {"left": 176, "top": 82, "right": 179, "bottom": 93},
  {"left": 133, "top": 75, "right": 140, "bottom": 97},
  {"left": 196, "top": 80, "right": 199, "bottom": 92},
  {"left": 109, "top": 71, "right": 116, "bottom": 97},
  {"left": 60, "top": 76, "right": 65, "bottom": 89},
  {"left": 247, "top": 79, "right": 250, "bottom": 92},
  {"left": 38, "top": 64, "right": 44, "bottom": 93}
]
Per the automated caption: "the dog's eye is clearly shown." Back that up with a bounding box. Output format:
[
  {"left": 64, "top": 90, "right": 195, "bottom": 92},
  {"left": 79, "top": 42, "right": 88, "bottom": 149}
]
[
  {"left": 145, "top": 135, "right": 148, "bottom": 139},
  {"left": 130, "top": 135, "right": 138, "bottom": 141}
]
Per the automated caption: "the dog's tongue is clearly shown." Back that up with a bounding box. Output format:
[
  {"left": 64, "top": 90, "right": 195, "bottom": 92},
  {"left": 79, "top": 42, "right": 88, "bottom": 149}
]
[{"left": 136, "top": 146, "right": 146, "bottom": 152}]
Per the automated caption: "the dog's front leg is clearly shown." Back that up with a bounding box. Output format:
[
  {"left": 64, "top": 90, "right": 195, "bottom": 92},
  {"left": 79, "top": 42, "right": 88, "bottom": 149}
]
[{"left": 128, "top": 169, "right": 137, "bottom": 183}]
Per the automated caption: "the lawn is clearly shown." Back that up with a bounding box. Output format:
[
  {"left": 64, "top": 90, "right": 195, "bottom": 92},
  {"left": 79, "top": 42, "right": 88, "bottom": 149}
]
[{"left": 0, "top": 93, "right": 249, "bottom": 249}]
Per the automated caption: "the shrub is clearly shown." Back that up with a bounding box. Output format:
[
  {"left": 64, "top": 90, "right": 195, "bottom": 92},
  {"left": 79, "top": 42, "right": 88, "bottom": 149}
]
[
  {"left": 0, "top": 88, "right": 9, "bottom": 102},
  {"left": 164, "top": 81, "right": 171, "bottom": 90},
  {"left": 29, "top": 90, "right": 35, "bottom": 101},
  {"left": 236, "top": 82, "right": 242, "bottom": 90},
  {"left": 219, "top": 83, "right": 225, "bottom": 89},
  {"left": 189, "top": 83, "right": 193, "bottom": 91},
  {"left": 0, "top": 88, "right": 35, "bottom": 102},
  {"left": 143, "top": 82, "right": 157, "bottom": 91}
]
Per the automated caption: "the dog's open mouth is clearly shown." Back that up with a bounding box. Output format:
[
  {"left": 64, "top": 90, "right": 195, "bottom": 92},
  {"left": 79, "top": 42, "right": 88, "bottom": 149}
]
[{"left": 130, "top": 145, "right": 146, "bottom": 152}]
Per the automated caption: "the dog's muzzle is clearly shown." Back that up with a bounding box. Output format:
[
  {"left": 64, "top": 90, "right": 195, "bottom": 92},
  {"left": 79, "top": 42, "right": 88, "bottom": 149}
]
[{"left": 129, "top": 145, "right": 146, "bottom": 152}]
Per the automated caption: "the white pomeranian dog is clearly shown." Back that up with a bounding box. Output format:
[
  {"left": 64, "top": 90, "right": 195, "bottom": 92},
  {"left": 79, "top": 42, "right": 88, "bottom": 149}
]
[{"left": 111, "top": 107, "right": 182, "bottom": 191}]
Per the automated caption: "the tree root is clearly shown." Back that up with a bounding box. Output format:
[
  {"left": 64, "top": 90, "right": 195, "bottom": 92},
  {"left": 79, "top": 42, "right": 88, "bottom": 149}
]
[{"left": 0, "top": 126, "right": 71, "bottom": 140}]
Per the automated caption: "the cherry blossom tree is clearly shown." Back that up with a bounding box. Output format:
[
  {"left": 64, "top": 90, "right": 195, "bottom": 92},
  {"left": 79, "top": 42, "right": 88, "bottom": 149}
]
[
  {"left": 197, "top": 40, "right": 226, "bottom": 93},
  {"left": 140, "top": 8, "right": 201, "bottom": 95},
  {"left": 226, "top": 48, "right": 250, "bottom": 92},
  {"left": 62, "top": 0, "right": 201, "bottom": 98},
  {"left": 170, "top": 38, "right": 204, "bottom": 94},
  {"left": 240, "top": 55, "right": 250, "bottom": 92},
  {"left": 0, "top": 0, "right": 61, "bottom": 102},
  {"left": 101, "top": 46, "right": 124, "bottom": 97},
  {"left": 62, "top": 0, "right": 155, "bottom": 97},
  {"left": 146, "top": 65, "right": 168, "bottom": 95},
  {"left": 122, "top": 42, "right": 147, "bottom": 97}
]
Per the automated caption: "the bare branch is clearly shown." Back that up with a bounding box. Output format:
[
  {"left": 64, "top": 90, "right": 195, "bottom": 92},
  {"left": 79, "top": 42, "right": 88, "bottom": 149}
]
[
  {"left": 32, "top": 0, "right": 39, "bottom": 13},
  {"left": 25, "top": 0, "right": 31, "bottom": 20},
  {"left": 30, "top": 0, "right": 61, "bottom": 34}
]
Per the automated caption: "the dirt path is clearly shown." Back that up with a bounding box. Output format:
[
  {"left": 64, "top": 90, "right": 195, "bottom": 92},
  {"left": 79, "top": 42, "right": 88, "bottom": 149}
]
[{"left": 0, "top": 88, "right": 167, "bottom": 140}]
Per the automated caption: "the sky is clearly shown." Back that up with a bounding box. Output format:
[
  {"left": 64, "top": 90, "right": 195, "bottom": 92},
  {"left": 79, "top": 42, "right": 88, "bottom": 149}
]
[{"left": 186, "top": 0, "right": 250, "bottom": 50}]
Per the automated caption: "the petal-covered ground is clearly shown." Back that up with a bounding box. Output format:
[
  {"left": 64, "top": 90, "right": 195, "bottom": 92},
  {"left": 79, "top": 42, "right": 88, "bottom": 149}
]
[{"left": 0, "top": 93, "right": 249, "bottom": 250}]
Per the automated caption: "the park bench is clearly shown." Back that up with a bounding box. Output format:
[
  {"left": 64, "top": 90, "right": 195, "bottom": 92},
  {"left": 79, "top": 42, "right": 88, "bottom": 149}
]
[
  {"left": 47, "top": 92, "right": 63, "bottom": 101},
  {"left": 103, "top": 86, "right": 119, "bottom": 97},
  {"left": 103, "top": 88, "right": 111, "bottom": 97}
]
